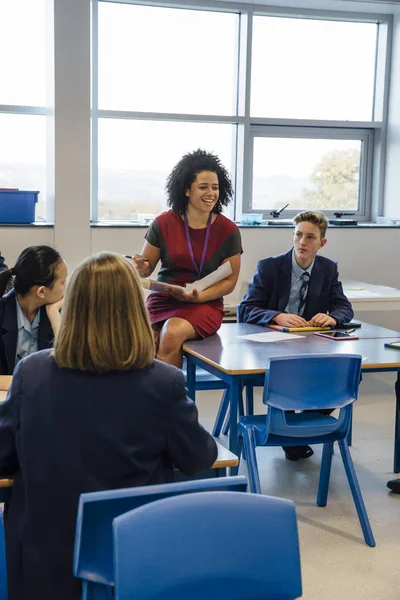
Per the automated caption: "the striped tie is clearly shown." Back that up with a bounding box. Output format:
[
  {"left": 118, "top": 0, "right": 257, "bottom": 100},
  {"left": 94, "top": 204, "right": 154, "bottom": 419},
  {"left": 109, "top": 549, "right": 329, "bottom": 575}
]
[{"left": 298, "top": 272, "right": 310, "bottom": 316}]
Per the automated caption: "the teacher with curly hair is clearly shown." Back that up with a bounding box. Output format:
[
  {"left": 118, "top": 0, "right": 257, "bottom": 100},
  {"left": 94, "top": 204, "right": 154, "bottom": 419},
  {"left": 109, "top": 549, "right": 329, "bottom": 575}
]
[{"left": 133, "top": 149, "right": 242, "bottom": 367}]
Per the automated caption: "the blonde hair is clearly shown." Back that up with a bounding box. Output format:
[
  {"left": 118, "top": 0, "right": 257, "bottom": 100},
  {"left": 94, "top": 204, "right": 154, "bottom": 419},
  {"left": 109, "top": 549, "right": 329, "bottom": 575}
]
[
  {"left": 293, "top": 211, "right": 328, "bottom": 238},
  {"left": 54, "top": 253, "right": 154, "bottom": 372}
]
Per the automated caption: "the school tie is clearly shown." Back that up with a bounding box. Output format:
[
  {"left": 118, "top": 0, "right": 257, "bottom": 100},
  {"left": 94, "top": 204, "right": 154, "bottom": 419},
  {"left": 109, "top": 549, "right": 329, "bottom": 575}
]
[{"left": 298, "top": 271, "right": 310, "bottom": 316}]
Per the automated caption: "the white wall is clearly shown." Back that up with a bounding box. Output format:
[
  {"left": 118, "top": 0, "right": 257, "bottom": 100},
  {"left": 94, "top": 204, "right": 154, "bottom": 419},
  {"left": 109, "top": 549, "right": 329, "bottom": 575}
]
[{"left": 3, "top": 224, "right": 397, "bottom": 308}]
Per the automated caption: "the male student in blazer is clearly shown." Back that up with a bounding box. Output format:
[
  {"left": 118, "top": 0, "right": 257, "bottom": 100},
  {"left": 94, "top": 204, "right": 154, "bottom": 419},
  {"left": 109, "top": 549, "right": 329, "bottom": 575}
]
[{"left": 238, "top": 210, "right": 354, "bottom": 461}]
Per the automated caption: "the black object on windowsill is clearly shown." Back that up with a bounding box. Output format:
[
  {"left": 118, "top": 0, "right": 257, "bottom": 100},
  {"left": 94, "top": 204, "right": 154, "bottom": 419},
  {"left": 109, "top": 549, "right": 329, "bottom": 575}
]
[
  {"left": 329, "top": 212, "right": 357, "bottom": 226},
  {"left": 269, "top": 203, "right": 289, "bottom": 218}
]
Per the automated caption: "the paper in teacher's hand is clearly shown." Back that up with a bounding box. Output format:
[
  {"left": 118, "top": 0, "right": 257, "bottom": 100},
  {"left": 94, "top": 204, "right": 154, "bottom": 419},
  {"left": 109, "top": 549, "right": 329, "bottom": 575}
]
[
  {"left": 238, "top": 332, "right": 305, "bottom": 343},
  {"left": 186, "top": 261, "right": 233, "bottom": 293},
  {"left": 141, "top": 279, "right": 186, "bottom": 294},
  {"left": 141, "top": 261, "right": 232, "bottom": 295}
]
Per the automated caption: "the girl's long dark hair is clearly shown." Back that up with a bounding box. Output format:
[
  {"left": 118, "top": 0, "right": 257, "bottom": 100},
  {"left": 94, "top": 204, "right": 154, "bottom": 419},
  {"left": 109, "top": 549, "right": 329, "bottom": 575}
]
[{"left": 0, "top": 246, "right": 62, "bottom": 298}]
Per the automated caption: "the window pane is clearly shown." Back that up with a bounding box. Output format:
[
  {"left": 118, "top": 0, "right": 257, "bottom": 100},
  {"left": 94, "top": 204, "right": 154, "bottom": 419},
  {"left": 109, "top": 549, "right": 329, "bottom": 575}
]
[
  {"left": 97, "top": 119, "right": 234, "bottom": 221},
  {"left": 98, "top": 3, "right": 238, "bottom": 115},
  {"left": 252, "top": 137, "right": 362, "bottom": 212},
  {"left": 0, "top": 0, "right": 46, "bottom": 106},
  {"left": 251, "top": 17, "right": 377, "bottom": 121},
  {"left": 0, "top": 115, "right": 47, "bottom": 220}
]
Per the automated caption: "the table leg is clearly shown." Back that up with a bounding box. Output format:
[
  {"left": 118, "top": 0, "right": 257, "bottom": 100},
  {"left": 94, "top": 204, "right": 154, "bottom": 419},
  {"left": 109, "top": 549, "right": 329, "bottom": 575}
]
[
  {"left": 186, "top": 355, "right": 196, "bottom": 402},
  {"left": 228, "top": 378, "right": 241, "bottom": 475},
  {"left": 394, "top": 373, "right": 400, "bottom": 473}
]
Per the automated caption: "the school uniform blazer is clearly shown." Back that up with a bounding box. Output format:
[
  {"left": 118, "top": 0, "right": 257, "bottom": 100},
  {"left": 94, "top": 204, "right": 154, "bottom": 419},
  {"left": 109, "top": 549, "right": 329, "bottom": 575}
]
[
  {"left": 238, "top": 249, "right": 353, "bottom": 327},
  {"left": 0, "top": 289, "right": 54, "bottom": 375},
  {"left": 0, "top": 350, "right": 218, "bottom": 600},
  {"left": 0, "top": 252, "right": 7, "bottom": 271}
]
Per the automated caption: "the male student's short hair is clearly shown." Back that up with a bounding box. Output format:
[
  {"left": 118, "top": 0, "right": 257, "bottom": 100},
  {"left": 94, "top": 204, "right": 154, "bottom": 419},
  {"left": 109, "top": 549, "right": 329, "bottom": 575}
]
[
  {"left": 54, "top": 252, "right": 154, "bottom": 373},
  {"left": 293, "top": 211, "right": 328, "bottom": 238}
]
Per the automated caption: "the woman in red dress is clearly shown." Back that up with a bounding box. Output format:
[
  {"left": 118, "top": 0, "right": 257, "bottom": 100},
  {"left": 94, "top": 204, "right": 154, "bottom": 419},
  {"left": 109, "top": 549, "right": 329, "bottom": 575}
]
[{"left": 133, "top": 149, "right": 242, "bottom": 367}]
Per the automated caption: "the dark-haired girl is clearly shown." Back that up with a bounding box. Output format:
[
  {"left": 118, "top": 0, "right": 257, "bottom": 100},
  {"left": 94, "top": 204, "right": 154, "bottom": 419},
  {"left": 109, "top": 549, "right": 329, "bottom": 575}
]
[
  {"left": 0, "top": 246, "right": 67, "bottom": 374},
  {"left": 133, "top": 149, "right": 242, "bottom": 367}
]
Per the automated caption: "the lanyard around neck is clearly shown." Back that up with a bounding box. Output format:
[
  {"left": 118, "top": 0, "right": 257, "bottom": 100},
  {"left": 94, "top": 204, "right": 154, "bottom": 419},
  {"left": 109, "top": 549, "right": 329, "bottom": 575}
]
[{"left": 183, "top": 212, "right": 212, "bottom": 279}]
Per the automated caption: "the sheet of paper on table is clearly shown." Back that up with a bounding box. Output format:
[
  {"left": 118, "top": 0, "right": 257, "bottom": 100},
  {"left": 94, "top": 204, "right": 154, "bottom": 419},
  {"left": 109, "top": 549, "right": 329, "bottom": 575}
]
[{"left": 238, "top": 332, "right": 305, "bottom": 343}]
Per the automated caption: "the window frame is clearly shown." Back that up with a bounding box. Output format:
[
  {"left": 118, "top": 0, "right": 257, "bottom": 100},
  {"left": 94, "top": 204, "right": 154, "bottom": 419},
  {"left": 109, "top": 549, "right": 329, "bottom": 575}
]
[
  {"left": 91, "top": 0, "right": 392, "bottom": 225},
  {"left": 246, "top": 125, "right": 374, "bottom": 221}
]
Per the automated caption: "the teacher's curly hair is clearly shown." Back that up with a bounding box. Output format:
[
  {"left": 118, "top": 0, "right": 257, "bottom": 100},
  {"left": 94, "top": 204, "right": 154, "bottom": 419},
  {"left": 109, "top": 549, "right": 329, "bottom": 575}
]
[{"left": 166, "top": 149, "right": 233, "bottom": 214}]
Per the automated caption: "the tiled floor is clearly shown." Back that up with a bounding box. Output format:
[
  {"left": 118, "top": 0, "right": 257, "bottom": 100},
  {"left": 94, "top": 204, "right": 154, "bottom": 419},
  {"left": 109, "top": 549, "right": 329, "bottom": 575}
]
[{"left": 196, "top": 371, "right": 399, "bottom": 600}]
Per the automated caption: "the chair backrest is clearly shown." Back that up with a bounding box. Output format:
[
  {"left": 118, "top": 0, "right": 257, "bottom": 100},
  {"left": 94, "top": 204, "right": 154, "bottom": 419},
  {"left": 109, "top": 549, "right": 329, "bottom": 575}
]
[
  {"left": 73, "top": 476, "right": 247, "bottom": 586},
  {"left": 263, "top": 354, "right": 362, "bottom": 411},
  {"left": 113, "top": 491, "right": 302, "bottom": 600},
  {"left": 0, "top": 510, "right": 7, "bottom": 600}
]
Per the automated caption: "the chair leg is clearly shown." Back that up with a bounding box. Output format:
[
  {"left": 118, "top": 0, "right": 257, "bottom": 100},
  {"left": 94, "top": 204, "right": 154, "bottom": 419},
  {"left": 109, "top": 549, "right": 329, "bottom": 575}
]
[
  {"left": 245, "top": 384, "right": 254, "bottom": 416},
  {"left": 222, "top": 407, "right": 231, "bottom": 436},
  {"left": 212, "top": 389, "right": 230, "bottom": 437},
  {"left": 222, "top": 384, "right": 245, "bottom": 436},
  {"left": 242, "top": 428, "right": 262, "bottom": 494},
  {"left": 317, "top": 442, "right": 334, "bottom": 507},
  {"left": 237, "top": 434, "right": 244, "bottom": 463},
  {"left": 338, "top": 439, "right": 376, "bottom": 547},
  {"left": 347, "top": 403, "right": 353, "bottom": 447}
]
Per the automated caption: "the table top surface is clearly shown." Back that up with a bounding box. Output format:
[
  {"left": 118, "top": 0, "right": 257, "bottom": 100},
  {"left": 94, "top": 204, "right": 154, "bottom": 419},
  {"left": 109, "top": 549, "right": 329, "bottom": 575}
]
[
  {"left": 342, "top": 280, "right": 400, "bottom": 302},
  {"left": 183, "top": 322, "right": 400, "bottom": 375}
]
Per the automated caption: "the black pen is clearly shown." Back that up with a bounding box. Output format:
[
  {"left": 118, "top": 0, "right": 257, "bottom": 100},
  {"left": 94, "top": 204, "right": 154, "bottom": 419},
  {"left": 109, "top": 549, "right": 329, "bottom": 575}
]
[{"left": 124, "top": 255, "right": 149, "bottom": 263}]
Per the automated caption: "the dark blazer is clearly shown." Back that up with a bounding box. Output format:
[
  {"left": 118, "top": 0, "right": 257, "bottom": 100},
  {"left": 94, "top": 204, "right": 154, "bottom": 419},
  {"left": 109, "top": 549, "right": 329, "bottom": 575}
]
[
  {"left": 0, "top": 252, "right": 7, "bottom": 271},
  {"left": 0, "top": 289, "right": 54, "bottom": 375},
  {"left": 238, "top": 249, "right": 353, "bottom": 327},
  {"left": 0, "top": 350, "right": 217, "bottom": 600}
]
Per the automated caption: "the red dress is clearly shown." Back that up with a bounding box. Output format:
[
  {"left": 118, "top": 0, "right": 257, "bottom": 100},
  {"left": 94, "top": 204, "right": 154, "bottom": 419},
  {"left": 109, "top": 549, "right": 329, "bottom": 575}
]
[{"left": 145, "top": 210, "right": 242, "bottom": 338}]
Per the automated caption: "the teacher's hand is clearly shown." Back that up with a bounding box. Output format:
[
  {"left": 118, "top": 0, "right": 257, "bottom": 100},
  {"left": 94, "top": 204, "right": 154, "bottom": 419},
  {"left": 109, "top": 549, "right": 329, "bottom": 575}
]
[
  {"left": 170, "top": 287, "right": 200, "bottom": 303},
  {"left": 132, "top": 254, "right": 151, "bottom": 278}
]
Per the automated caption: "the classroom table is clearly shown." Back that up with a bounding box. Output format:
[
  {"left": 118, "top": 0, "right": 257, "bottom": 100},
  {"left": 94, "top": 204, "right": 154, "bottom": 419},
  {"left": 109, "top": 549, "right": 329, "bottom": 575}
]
[
  {"left": 342, "top": 280, "right": 400, "bottom": 313},
  {"left": 183, "top": 322, "right": 400, "bottom": 472},
  {"left": 0, "top": 440, "right": 239, "bottom": 503}
]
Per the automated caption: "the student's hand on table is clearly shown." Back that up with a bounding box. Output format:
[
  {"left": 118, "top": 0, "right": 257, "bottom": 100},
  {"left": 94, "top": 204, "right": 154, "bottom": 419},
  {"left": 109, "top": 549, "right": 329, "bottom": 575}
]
[
  {"left": 169, "top": 287, "right": 200, "bottom": 303},
  {"left": 132, "top": 254, "right": 151, "bottom": 278},
  {"left": 308, "top": 314, "right": 337, "bottom": 327},
  {"left": 45, "top": 297, "right": 64, "bottom": 318},
  {"left": 273, "top": 313, "right": 309, "bottom": 328}
]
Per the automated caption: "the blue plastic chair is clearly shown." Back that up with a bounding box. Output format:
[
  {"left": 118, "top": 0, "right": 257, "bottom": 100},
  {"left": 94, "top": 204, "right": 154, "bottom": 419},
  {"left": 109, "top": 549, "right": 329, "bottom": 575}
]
[
  {"left": 74, "top": 476, "right": 247, "bottom": 599},
  {"left": 0, "top": 510, "right": 7, "bottom": 600},
  {"left": 113, "top": 491, "right": 302, "bottom": 600},
  {"left": 238, "top": 353, "right": 375, "bottom": 547},
  {"left": 182, "top": 356, "right": 228, "bottom": 394}
]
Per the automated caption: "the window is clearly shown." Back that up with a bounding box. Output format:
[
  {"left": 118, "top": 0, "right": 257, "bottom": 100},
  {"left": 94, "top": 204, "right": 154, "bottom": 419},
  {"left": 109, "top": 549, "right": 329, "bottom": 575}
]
[
  {"left": 93, "top": 2, "right": 390, "bottom": 223},
  {"left": 94, "top": 2, "right": 238, "bottom": 222},
  {"left": 98, "top": 3, "right": 238, "bottom": 115},
  {"left": 98, "top": 119, "right": 234, "bottom": 221},
  {"left": 251, "top": 17, "right": 377, "bottom": 121},
  {"left": 0, "top": 0, "right": 49, "bottom": 221},
  {"left": 250, "top": 132, "right": 369, "bottom": 216}
]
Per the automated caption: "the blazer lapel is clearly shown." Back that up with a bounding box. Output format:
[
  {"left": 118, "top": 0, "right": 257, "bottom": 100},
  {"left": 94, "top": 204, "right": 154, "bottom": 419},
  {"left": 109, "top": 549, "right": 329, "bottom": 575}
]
[
  {"left": 1, "top": 291, "right": 18, "bottom": 374},
  {"left": 277, "top": 250, "right": 293, "bottom": 312},
  {"left": 304, "top": 259, "right": 324, "bottom": 320},
  {"left": 38, "top": 307, "right": 52, "bottom": 350}
]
